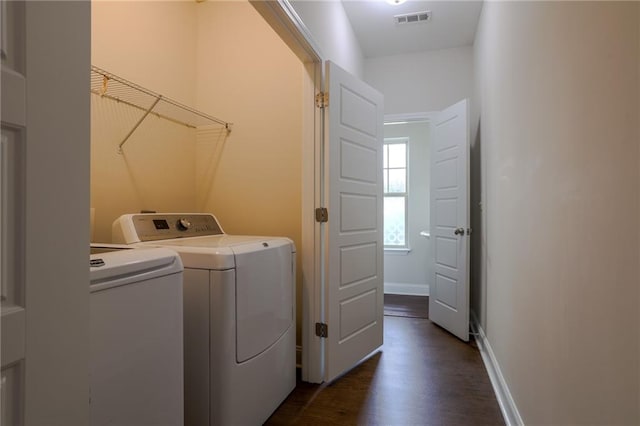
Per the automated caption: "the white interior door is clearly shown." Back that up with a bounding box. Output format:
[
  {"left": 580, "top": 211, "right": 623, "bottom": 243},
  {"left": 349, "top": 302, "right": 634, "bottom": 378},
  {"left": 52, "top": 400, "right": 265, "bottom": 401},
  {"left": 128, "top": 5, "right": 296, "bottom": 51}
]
[
  {"left": 1, "top": 1, "right": 27, "bottom": 422},
  {"left": 2, "top": 3, "right": 91, "bottom": 424},
  {"left": 324, "top": 61, "right": 384, "bottom": 382},
  {"left": 429, "top": 99, "right": 470, "bottom": 342}
]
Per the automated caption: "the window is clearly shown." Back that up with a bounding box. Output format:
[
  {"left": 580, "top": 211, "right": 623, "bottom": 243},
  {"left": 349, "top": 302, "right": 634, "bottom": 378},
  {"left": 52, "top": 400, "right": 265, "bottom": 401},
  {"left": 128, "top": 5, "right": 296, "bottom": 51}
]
[{"left": 383, "top": 138, "right": 408, "bottom": 248}]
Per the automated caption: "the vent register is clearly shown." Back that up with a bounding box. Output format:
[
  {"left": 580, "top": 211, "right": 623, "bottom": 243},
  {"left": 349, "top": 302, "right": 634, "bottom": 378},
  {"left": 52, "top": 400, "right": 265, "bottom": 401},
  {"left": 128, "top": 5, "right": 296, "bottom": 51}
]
[{"left": 394, "top": 10, "right": 432, "bottom": 25}]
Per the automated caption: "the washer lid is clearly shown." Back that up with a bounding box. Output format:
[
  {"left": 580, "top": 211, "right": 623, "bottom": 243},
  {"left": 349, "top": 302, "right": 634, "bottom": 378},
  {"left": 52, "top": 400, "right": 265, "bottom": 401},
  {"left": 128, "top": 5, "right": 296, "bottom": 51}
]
[{"left": 90, "top": 247, "right": 183, "bottom": 292}]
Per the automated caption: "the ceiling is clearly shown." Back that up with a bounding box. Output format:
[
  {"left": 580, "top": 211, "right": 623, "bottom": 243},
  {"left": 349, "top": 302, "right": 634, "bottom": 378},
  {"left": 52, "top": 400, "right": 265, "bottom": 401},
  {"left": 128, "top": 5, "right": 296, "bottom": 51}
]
[{"left": 341, "top": 0, "right": 483, "bottom": 58}]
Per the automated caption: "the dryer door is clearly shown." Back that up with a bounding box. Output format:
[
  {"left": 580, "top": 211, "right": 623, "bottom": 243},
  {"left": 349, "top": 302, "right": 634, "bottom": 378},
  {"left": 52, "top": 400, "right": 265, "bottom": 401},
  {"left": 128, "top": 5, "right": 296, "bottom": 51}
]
[{"left": 234, "top": 239, "right": 293, "bottom": 363}]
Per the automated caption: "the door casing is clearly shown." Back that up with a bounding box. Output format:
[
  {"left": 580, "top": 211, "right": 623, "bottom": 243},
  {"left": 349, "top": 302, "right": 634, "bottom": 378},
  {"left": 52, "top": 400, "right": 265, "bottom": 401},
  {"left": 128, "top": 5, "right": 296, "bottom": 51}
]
[{"left": 250, "top": 0, "right": 325, "bottom": 383}]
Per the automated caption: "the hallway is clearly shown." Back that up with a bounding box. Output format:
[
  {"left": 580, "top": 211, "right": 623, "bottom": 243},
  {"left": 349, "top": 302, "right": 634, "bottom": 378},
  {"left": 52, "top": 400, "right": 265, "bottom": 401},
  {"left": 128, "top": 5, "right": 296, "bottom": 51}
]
[{"left": 266, "top": 295, "right": 504, "bottom": 425}]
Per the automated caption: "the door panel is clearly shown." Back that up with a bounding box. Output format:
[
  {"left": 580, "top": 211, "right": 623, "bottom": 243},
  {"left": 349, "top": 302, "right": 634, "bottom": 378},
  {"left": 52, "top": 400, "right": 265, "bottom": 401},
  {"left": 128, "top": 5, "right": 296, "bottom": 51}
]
[
  {"left": 325, "top": 61, "right": 384, "bottom": 382},
  {"left": 340, "top": 194, "right": 376, "bottom": 231},
  {"left": 339, "top": 289, "right": 377, "bottom": 340},
  {"left": 429, "top": 99, "right": 470, "bottom": 341},
  {"left": 340, "top": 243, "right": 377, "bottom": 285},
  {"left": 340, "top": 141, "right": 377, "bottom": 183},
  {"left": 2, "top": 3, "right": 90, "bottom": 423},
  {"left": 435, "top": 236, "right": 458, "bottom": 269}
]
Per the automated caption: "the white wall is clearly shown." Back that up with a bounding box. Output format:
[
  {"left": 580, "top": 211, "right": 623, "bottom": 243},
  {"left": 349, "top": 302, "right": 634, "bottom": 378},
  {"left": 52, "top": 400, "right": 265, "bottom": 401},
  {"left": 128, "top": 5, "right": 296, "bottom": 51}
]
[
  {"left": 383, "top": 121, "right": 431, "bottom": 296},
  {"left": 364, "top": 46, "right": 474, "bottom": 297},
  {"left": 289, "top": 0, "right": 364, "bottom": 78},
  {"left": 474, "top": 2, "right": 639, "bottom": 424},
  {"left": 364, "top": 46, "right": 474, "bottom": 115}
]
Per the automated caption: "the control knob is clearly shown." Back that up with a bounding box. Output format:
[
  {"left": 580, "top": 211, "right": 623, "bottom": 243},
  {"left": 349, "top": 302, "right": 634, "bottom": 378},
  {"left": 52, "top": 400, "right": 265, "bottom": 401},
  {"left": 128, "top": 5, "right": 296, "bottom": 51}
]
[{"left": 176, "top": 218, "right": 192, "bottom": 231}]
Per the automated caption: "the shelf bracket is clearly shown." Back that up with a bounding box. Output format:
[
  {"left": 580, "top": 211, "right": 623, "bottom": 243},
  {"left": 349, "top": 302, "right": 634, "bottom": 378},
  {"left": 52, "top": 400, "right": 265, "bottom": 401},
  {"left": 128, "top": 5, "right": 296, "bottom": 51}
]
[{"left": 117, "top": 95, "right": 162, "bottom": 154}]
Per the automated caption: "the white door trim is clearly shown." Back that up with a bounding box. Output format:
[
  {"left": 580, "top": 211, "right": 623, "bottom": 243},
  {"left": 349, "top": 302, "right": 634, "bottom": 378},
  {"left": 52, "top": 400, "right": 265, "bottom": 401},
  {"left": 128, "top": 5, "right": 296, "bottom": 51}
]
[
  {"left": 250, "top": 0, "right": 322, "bottom": 64},
  {"left": 384, "top": 112, "right": 436, "bottom": 124},
  {"left": 250, "top": 0, "right": 325, "bottom": 383}
]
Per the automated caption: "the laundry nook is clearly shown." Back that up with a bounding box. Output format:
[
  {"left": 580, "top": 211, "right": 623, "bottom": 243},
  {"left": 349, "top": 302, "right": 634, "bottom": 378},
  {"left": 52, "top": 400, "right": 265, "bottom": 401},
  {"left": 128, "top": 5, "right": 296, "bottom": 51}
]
[
  {"left": 89, "top": 2, "right": 303, "bottom": 424},
  {"left": 112, "top": 213, "right": 296, "bottom": 425}
]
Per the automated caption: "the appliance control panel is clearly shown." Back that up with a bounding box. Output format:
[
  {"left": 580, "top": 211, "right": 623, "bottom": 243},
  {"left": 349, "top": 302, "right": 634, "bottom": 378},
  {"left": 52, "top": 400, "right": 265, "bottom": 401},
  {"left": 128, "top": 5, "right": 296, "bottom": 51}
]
[{"left": 127, "top": 213, "right": 224, "bottom": 241}]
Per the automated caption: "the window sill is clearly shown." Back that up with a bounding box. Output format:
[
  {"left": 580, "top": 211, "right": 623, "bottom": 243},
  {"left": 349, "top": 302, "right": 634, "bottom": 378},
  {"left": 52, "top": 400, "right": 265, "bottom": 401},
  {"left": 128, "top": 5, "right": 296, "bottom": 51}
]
[{"left": 384, "top": 248, "right": 411, "bottom": 255}]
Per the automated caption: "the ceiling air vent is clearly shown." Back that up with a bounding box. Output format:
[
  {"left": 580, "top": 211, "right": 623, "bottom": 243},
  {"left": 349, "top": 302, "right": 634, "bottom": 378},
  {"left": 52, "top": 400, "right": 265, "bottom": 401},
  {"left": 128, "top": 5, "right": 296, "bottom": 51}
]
[{"left": 394, "top": 10, "right": 432, "bottom": 25}]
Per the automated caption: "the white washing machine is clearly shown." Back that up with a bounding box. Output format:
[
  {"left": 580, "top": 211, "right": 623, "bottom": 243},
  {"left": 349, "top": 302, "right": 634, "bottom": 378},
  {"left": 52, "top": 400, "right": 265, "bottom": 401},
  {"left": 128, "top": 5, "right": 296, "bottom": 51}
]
[
  {"left": 112, "top": 213, "right": 296, "bottom": 425},
  {"left": 89, "top": 245, "right": 184, "bottom": 426}
]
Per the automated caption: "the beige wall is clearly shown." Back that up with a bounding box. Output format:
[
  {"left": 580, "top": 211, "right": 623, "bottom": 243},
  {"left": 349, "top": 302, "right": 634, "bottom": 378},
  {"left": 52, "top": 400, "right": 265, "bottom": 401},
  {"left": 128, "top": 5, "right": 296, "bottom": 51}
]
[
  {"left": 91, "top": 1, "right": 198, "bottom": 242},
  {"left": 474, "top": 2, "right": 639, "bottom": 424},
  {"left": 90, "top": 0, "right": 304, "bottom": 341},
  {"left": 195, "top": 1, "right": 303, "bottom": 342}
]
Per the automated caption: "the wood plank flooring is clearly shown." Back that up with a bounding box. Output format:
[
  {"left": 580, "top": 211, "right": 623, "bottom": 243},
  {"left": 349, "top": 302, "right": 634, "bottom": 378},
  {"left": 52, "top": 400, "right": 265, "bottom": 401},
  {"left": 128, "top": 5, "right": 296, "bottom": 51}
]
[
  {"left": 383, "top": 294, "right": 429, "bottom": 318},
  {"left": 266, "top": 295, "right": 504, "bottom": 426}
]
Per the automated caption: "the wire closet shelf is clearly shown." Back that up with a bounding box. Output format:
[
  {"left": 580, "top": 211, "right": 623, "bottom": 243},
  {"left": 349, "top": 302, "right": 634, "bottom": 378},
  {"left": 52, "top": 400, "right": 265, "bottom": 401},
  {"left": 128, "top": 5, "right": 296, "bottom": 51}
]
[{"left": 90, "top": 65, "right": 232, "bottom": 153}]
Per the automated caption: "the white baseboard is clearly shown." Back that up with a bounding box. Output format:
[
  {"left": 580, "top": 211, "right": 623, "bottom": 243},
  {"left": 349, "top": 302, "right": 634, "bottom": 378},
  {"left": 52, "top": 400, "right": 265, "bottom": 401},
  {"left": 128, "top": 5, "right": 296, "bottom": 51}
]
[
  {"left": 384, "top": 282, "right": 429, "bottom": 296},
  {"left": 470, "top": 313, "right": 524, "bottom": 426}
]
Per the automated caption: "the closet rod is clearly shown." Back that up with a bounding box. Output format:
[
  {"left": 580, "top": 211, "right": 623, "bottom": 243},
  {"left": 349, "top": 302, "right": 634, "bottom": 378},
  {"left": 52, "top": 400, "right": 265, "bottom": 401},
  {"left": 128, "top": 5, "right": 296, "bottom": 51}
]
[
  {"left": 89, "top": 91, "right": 198, "bottom": 129},
  {"left": 91, "top": 65, "right": 232, "bottom": 152},
  {"left": 92, "top": 65, "right": 231, "bottom": 129}
]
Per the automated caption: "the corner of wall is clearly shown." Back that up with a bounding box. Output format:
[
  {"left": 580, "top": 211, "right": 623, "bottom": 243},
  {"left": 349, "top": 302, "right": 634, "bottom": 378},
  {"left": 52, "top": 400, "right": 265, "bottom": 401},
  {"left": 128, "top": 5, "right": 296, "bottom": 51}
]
[
  {"left": 470, "top": 0, "right": 488, "bottom": 332},
  {"left": 289, "top": 0, "right": 365, "bottom": 78}
]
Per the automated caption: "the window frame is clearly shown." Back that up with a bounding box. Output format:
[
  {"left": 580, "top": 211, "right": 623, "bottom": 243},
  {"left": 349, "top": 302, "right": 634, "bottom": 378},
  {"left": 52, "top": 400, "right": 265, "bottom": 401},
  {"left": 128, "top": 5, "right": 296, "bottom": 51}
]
[{"left": 383, "top": 137, "right": 409, "bottom": 250}]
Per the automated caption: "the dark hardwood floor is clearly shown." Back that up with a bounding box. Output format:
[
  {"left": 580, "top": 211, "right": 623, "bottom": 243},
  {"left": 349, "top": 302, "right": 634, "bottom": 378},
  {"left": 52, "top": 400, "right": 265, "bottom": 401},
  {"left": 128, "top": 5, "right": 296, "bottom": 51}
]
[
  {"left": 266, "top": 295, "right": 504, "bottom": 426},
  {"left": 383, "top": 294, "right": 429, "bottom": 318}
]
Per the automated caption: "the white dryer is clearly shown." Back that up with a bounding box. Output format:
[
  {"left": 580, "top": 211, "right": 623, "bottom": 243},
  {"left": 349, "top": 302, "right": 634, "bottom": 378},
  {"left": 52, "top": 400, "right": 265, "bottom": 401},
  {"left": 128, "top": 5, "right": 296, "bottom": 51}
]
[{"left": 112, "top": 213, "right": 296, "bottom": 426}]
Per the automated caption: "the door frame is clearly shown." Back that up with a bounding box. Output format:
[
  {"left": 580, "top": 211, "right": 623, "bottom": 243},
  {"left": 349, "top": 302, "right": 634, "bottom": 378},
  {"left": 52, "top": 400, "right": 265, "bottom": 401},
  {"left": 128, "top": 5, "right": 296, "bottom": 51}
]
[
  {"left": 250, "top": 2, "right": 445, "bottom": 383},
  {"left": 250, "top": 0, "right": 325, "bottom": 383},
  {"left": 382, "top": 111, "right": 434, "bottom": 290},
  {"left": 384, "top": 112, "right": 436, "bottom": 124}
]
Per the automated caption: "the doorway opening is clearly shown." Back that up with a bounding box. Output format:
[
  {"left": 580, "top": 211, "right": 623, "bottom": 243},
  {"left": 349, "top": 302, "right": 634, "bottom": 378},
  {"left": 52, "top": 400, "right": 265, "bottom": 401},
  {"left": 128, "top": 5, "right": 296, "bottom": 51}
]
[{"left": 382, "top": 117, "right": 432, "bottom": 298}]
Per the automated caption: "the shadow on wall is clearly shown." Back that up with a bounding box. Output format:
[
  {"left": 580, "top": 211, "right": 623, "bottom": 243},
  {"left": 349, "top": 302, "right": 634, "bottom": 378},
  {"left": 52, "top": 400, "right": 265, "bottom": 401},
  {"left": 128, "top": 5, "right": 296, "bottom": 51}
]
[
  {"left": 469, "top": 117, "right": 484, "bottom": 329},
  {"left": 90, "top": 94, "right": 228, "bottom": 242},
  {"left": 196, "top": 126, "right": 231, "bottom": 212}
]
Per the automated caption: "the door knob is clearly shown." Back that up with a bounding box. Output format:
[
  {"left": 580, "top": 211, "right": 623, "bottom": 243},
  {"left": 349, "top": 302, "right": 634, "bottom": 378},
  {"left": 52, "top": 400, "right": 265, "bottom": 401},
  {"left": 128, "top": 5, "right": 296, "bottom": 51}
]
[{"left": 454, "top": 227, "right": 465, "bottom": 236}]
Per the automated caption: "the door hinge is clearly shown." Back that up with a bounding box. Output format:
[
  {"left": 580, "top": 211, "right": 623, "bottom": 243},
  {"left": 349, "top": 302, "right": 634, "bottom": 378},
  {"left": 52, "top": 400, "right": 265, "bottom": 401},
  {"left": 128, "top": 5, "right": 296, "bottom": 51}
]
[
  {"left": 315, "top": 207, "right": 328, "bottom": 223},
  {"left": 315, "top": 92, "right": 329, "bottom": 108},
  {"left": 315, "top": 322, "right": 328, "bottom": 338}
]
